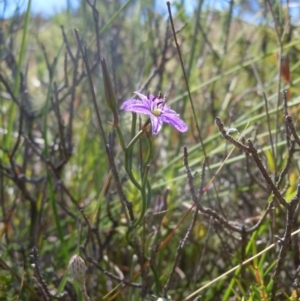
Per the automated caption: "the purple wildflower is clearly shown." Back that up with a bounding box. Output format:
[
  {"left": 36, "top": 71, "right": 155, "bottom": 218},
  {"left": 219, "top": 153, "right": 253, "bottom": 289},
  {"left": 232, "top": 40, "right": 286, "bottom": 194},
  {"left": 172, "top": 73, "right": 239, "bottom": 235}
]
[{"left": 121, "top": 92, "right": 188, "bottom": 135}]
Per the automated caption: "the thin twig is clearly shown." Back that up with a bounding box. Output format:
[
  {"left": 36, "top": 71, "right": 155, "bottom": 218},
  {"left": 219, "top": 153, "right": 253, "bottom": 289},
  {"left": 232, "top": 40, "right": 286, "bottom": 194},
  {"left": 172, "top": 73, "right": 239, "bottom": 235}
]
[
  {"left": 282, "top": 90, "right": 291, "bottom": 148},
  {"left": 166, "top": 2, "right": 206, "bottom": 151},
  {"left": 60, "top": 25, "right": 75, "bottom": 62},
  {"left": 80, "top": 247, "right": 141, "bottom": 288},
  {"left": 215, "top": 117, "right": 288, "bottom": 209},
  {"left": 286, "top": 115, "right": 300, "bottom": 147},
  {"left": 74, "top": 29, "right": 107, "bottom": 145},
  {"left": 32, "top": 247, "right": 67, "bottom": 300},
  {"left": 163, "top": 148, "right": 204, "bottom": 296},
  {"left": 271, "top": 183, "right": 300, "bottom": 300},
  {"left": 66, "top": 46, "right": 80, "bottom": 156},
  {"left": 263, "top": 92, "right": 275, "bottom": 169},
  {"left": 105, "top": 143, "right": 133, "bottom": 224}
]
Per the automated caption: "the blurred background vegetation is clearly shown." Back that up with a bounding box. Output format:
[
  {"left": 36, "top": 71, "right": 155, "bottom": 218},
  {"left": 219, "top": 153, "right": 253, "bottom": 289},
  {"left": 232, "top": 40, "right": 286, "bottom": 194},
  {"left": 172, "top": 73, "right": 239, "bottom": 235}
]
[{"left": 1, "top": 0, "right": 300, "bottom": 300}]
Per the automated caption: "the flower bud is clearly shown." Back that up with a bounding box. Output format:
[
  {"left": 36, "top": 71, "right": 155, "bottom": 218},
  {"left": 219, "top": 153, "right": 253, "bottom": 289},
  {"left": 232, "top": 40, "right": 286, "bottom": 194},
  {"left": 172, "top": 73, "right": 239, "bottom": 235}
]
[
  {"left": 68, "top": 254, "right": 86, "bottom": 285},
  {"left": 101, "top": 57, "right": 119, "bottom": 126}
]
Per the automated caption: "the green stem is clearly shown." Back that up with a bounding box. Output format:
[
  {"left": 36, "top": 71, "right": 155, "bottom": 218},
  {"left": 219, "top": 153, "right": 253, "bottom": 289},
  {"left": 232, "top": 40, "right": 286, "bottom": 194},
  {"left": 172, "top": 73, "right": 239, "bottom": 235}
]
[
  {"left": 125, "top": 119, "right": 152, "bottom": 228},
  {"left": 124, "top": 120, "right": 150, "bottom": 191},
  {"left": 126, "top": 119, "right": 150, "bottom": 152},
  {"left": 125, "top": 150, "right": 142, "bottom": 190},
  {"left": 133, "top": 190, "right": 146, "bottom": 228},
  {"left": 126, "top": 129, "right": 145, "bottom": 151},
  {"left": 146, "top": 179, "right": 152, "bottom": 207},
  {"left": 115, "top": 125, "right": 126, "bottom": 151},
  {"left": 151, "top": 265, "right": 160, "bottom": 295},
  {"left": 142, "top": 165, "right": 150, "bottom": 187},
  {"left": 142, "top": 131, "right": 153, "bottom": 174},
  {"left": 133, "top": 165, "right": 150, "bottom": 228},
  {"left": 130, "top": 113, "right": 137, "bottom": 139},
  {"left": 128, "top": 113, "right": 137, "bottom": 171}
]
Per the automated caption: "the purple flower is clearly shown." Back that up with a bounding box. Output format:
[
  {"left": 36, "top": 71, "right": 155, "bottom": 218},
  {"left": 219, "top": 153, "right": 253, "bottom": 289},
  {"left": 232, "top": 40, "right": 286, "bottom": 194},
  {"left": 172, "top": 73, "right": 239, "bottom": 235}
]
[{"left": 121, "top": 92, "right": 188, "bottom": 135}]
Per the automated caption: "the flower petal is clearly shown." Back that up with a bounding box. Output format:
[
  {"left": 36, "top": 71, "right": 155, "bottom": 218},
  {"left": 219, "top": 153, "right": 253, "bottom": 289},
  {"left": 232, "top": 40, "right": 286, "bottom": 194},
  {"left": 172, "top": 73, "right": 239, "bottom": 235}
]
[
  {"left": 161, "top": 105, "right": 178, "bottom": 115},
  {"left": 133, "top": 92, "right": 149, "bottom": 102},
  {"left": 134, "top": 92, "right": 154, "bottom": 108},
  {"left": 121, "top": 99, "right": 152, "bottom": 116},
  {"left": 150, "top": 115, "right": 163, "bottom": 135},
  {"left": 160, "top": 112, "right": 188, "bottom": 132}
]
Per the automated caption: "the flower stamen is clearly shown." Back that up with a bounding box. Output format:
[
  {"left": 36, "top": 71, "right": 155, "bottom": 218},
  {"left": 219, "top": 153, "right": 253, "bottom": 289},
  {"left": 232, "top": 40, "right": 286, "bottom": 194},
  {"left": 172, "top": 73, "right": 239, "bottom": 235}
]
[{"left": 152, "top": 108, "right": 162, "bottom": 116}]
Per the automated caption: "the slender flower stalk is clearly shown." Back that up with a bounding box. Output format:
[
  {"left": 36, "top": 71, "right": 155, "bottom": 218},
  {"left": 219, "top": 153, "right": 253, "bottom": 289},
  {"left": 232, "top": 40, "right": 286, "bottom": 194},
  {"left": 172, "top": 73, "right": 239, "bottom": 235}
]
[
  {"left": 122, "top": 92, "right": 188, "bottom": 135},
  {"left": 122, "top": 91, "right": 187, "bottom": 230}
]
